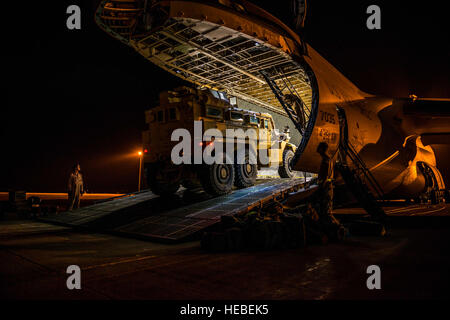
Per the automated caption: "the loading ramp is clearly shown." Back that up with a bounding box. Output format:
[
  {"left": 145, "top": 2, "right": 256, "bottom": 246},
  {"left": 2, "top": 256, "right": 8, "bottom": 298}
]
[
  {"left": 39, "top": 191, "right": 158, "bottom": 227},
  {"left": 39, "top": 178, "right": 310, "bottom": 242}
]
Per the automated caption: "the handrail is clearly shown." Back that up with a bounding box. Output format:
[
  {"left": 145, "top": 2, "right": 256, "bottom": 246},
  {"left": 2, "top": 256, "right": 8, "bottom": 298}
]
[
  {"left": 259, "top": 70, "right": 305, "bottom": 135},
  {"left": 346, "top": 142, "right": 384, "bottom": 199}
]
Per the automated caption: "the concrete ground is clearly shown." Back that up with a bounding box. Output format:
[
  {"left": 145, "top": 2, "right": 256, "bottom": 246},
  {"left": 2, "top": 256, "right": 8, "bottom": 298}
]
[{"left": 1, "top": 204, "right": 449, "bottom": 300}]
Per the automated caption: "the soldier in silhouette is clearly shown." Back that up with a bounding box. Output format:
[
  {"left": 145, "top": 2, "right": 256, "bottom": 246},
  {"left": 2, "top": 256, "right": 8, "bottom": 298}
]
[
  {"left": 315, "top": 142, "right": 343, "bottom": 240},
  {"left": 67, "top": 163, "right": 84, "bottom": 211}
]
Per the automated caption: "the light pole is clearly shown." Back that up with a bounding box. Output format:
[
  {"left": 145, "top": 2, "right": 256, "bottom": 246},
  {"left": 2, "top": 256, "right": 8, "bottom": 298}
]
[{"left": 138, "top": 151, "right": 143, "bottom": 192}]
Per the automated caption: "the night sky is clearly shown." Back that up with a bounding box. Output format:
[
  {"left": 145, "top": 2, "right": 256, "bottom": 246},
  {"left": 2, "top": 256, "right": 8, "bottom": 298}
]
[{"left": 2, "top": 0, "right": 450, "bottom": 193}]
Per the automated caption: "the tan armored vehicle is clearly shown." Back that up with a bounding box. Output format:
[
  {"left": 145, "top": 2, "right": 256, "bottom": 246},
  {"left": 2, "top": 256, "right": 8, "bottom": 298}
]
[{"left": 142, "top": 86, "right": 297, "bottom": 196}]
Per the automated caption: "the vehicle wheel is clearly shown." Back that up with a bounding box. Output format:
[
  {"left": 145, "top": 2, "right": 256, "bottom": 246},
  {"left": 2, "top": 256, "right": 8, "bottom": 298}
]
[
  {"left": 278, "top": 149, "right": 295, "bottom": 178},
  {"left": 234, "top": 156, "right": 257, "bottom": 188},
  {"left": 418, "top": 162, "right": 442, "bottom": 204},
  {"left": 200, "top": 163, "right": 235, "bottom": 196},
  {"left": 147, "top": 165, "right": 180, "bottom": 196}
]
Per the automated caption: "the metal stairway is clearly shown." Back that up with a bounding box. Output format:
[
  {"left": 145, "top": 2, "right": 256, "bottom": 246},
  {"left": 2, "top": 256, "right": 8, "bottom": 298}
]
[
  {"left": 336, "top": 142, "right": 386, "bottom": 221},
  {"left": 259, "top": 69, "right": 310, "bottom": 136}
]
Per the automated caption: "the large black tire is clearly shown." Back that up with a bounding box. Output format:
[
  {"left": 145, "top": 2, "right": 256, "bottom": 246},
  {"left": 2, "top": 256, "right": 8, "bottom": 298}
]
[
  {"left": 200, "top": 163, "right": 235, "bottom": 196},
  {"left": 147, "top": 166, "right": 180, "bottom": 196},
  {"left": 278, "top": 149, "right": 295, "bottom": 178},
  {"left": 234, "top": 156, "right": 257, "bottom": 188}
]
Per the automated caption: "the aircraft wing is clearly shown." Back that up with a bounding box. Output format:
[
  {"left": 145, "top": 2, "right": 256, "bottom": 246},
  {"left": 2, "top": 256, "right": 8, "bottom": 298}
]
[{"left": 401, "top": 98, "right": 450, "bottom": 141}]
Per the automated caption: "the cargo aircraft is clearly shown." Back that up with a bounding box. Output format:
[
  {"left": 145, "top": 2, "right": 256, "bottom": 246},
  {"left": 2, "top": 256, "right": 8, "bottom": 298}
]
[{"left": 95, "top": 0, "right": 449, "bottom": 207}]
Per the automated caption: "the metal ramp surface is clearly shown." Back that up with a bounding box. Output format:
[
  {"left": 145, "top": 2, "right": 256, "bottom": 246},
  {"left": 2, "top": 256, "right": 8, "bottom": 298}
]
[
  {"left": 39, "top": 191, "right": 158, "bottom": 227},
  {"left": 112, "top": 178, "right": 306, "bottom": 242}
]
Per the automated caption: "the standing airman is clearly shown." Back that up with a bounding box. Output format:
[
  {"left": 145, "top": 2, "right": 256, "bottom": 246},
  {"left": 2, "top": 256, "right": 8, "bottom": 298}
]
[{"left": 67, "top": 163, "right": 84, "bottom": 211}]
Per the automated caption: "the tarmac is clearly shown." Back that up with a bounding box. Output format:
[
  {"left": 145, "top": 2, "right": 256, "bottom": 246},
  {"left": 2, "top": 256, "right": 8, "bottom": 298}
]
[{"left": 1, "top": 202, "right": 449, "bottom": 300}]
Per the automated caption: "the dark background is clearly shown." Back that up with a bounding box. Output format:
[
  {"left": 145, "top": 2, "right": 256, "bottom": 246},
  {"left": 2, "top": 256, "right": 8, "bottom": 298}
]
[{"left": 2, "top": 0, "right": 450, "bottom": 193}]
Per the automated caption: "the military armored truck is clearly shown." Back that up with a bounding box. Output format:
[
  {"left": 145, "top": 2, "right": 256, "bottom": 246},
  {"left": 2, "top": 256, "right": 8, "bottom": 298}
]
[{"left": 142, "top": 86, "right": 297, "bottom": 196}]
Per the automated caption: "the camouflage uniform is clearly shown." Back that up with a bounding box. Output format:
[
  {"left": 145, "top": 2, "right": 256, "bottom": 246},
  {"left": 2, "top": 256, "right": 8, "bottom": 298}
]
[{"left": 68, "top": 172, "right": 84, "bottom": 210}]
